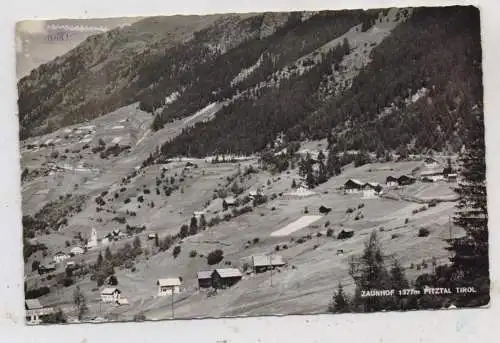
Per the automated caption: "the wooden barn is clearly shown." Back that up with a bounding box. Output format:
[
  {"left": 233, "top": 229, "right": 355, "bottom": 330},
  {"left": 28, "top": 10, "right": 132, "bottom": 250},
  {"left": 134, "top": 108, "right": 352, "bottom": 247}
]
[{"left": 211, "top": 268, "right": 242, "bottom": 289}]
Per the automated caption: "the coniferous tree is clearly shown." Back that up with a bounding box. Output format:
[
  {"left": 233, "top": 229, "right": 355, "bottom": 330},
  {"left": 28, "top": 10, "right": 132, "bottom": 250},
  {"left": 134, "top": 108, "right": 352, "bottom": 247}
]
[
  {"left": 189, "top": 216, "right": 198, "bottom": 235},
  {"left": 326, "top": 147, "right": 342, "bottom": 177},
  {"left": 104, "top": 246, "right": 112, "bottom": 261},
  {"left": 448, "top": 106, "right": 489, "bottom": 305},
  {"left": 96, "top": 251, "right": 103, "bottom": 269},
  {"left": 348, "top": 231, "right": 406, "bottom": 312},
  {"left": 329, "top": 282, "right": 351, "bottom": 313},
  {"left": 199, "top": 214, "right": 207, "bottom": 231},
  {"left": 73, "top": 286, "right": 88, "bottom": 320}
]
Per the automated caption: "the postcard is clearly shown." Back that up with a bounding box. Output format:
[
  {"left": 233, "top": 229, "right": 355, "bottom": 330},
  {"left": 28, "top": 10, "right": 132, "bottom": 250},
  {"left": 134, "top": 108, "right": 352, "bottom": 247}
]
[{"left": 17, "top": 6, "right": 488, "bottom": 325}]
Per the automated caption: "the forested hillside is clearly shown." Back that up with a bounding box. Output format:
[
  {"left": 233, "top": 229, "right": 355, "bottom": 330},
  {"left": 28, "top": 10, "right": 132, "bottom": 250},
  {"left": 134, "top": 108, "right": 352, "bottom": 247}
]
[
  {"left": 17, "top": 13, "right": 259, "bottom": 139},
  {"left": 155, "top": 6, "right": 481, "bottom": 158}
]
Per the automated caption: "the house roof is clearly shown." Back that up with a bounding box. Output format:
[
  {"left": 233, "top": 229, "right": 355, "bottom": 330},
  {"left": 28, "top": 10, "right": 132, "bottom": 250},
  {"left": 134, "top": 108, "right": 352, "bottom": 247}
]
[
  {"left": 420, "top": 170, "right": 443, "bottom": 176},
  {"left": 157, "top": 278, "right": 181, "bottom": 287},
  {"left": 398, "top": 174, "right": 415, "bottom": 180},
  {"left": 101, "top": 287, "right": 120, "bottom": 295},
  {"left": 224, "top": 197, "right": 237, "bottom": 204},
  {"left": 70, "top": 247, "right": 84, "bottom": 252},
  {"left": 197, "top": 271, "right": 213, "bottom": 279},
  {"left": 25, "top": 299, "right": 43, "bottom": 310},
  {"left": 386, "top": 176, "right": 398, "bottom": 181},
  {"left": 252, "top": 255, "right": 285, "bottom": 267},
  {"left": 344, "top": 179, "right": 364, "bottom": 187},
  {"left": 54, "top": 251, "right": 68, "bottom": 256},
  {"left": 364, "top": 182, "right": 381, "bottom": 188},
  {"left": 40, "top": 264, "right": 56, "bottom": 270},
  {"left": 214, "top": 268, "right": 242, "bottom": 278}
]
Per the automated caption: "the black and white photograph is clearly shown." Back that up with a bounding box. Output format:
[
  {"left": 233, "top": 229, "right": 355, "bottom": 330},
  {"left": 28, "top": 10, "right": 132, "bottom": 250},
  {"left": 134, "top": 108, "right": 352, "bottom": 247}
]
[{"left": 17, "top": 6, "right": 488, "bottom": 325}]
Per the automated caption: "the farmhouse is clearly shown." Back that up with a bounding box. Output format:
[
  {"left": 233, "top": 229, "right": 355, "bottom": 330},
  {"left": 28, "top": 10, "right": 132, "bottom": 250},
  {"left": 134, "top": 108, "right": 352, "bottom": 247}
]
[
  {"left": 25, "top": 299, "right": 55, "bottom": 325},
  {"left": 252, "top": 255, "right": 285, "bottom": 273},
  {"left": 249, "top": 189, "right": 263, "bottom": 199},
  {"left": 363, "top": 182, "right": 382, "bottom": 198},
  {"left": 222, "top": 197, "right": 237, "bottom": 210},
  {"left": 70, "top": 246, "right": 84, "bottom": 255},
  {"left": 424, "top": 157, "right": 440, "bottom": 168},
  {"left": 101, "top": 287, "right": 122, "bottom": 303},
  {"left": 386, "top": 176, "right": 399, "bottom": 187},
  {"left": 147, "top": 233, "right": 158, "bottom": 240},
  {"left": 156, "top": 278, "right": 181, "bottom": 296},
  {"left": 420, "top": 171, "right": 445, "bottom": 182},
  {"left": 38, "top": 264, "right": 56, "bottom": 275},
  {"left": 197, "top": 271, "right": 213, "bottom": 289},
  {"left": 53, "top": 251, "right": 70, "bottom": 264},
  {"left": 193, "top": 211, "right": 206, "bottom": 220},
  {"left": 344, "top": 179, "right": 365, "bottom": 193},
  {"left": 398, "top": 175, "right": 416, "bottom": 186},
  {"left": 212, "top": 268, "right": 242, "bottom": 289},
  {"left": 447, "top": 173, "right": 458, "bottom": 182}
]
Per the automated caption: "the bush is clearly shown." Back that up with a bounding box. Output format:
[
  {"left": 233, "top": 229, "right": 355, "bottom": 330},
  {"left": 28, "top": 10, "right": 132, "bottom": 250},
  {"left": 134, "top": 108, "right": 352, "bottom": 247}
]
[
  {"left": 62, "top": 277, "right": 74, "bottom": 287},
  {"left": 252, "top": 237, "right": 260, "bottom": 244},
  {"left": 124, "top": 198, "right": 131, "bottom": 204},
  {"left": 207, "top": 249, "right": 224, "bottom": 265},
  {"left": 428, "top": 199, "right": 438, "bottom": 207},
  {"left": 316, "top": 232, "right": 323, "bottom": 237},
  {"left": 275, "top": 245, "right": 280, "bottom": 251},
  {"left": 304, "top": 206, "right": 309, "bottom": 214},
  {"left": 404, "top": 218, "right": 409, "bottom": 224},
  {"left": 418, "top": 228, "right": 430, "bottom": 237},
  {"left": 282, "top": 244, "right": 288, "bottom": 249},
  {"left": 326, "top": 228, "right": 334, "bottom": 237},
  {"left": 346, "top": 208, "right": 354, "bottom": 214},
  {"left": 173, "top": 246, "right": 181, "bottom": 258},
  {"left": 189, "top": 250, "right": 198, "bottom": 258},
  {"left": 134, "top": 313, "right": 146, "bottom": 322},
  {"left": 358, "top": 203, "right": 365, "bottom": 209},
  {"left": 324, "top": 220, "right": 330, "bottom": 228},
  {"left": 337, "top": 230, "right": 354, "bottom": 240},
  {"left": 391, "top": 234, "right": 400, "bottom": 239}
]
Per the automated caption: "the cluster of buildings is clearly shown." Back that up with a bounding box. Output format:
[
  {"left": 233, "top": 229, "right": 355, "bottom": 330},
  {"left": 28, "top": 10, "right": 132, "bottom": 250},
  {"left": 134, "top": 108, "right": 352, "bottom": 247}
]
[
  {"left": 343, "top": 157, "right": 458, "bottom": 197},
  {"left": 343, "top": 179, "right": 384, "bottom": 198}
]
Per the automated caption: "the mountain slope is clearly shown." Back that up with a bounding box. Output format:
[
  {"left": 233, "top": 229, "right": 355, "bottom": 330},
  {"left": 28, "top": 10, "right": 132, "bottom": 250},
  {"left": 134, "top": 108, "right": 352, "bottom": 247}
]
[
  {"left": 17, "top": 13, "right": 262, "bottom": 139},
  {"left": 153, "top": 6, "right": 480, "bottom": 159}
]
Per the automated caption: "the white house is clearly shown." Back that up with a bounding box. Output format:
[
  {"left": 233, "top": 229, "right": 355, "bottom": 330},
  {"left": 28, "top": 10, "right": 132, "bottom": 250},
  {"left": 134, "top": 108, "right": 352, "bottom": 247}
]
[
  {"left": 70, "top": 246, "right": 84, "bottom": 255},
  {"left": 248, "top": 189, "right": 263, "bottom": 199},
  {"left": 386, "top": 176, "right": 399, "bottom": 187},
  {"left": 156, "top": 278, "right": 182, "bottom": 296},
  {"left": 100, "top": 288, "right": 121, "bottom": 303},
  {"left": 362, "top": 183, "right": 382, "bottom": 199},
  {"left": 53, "top": 251, "right": 69, "bottom": 264},
  {"left": 421, "top": 171, "right": 445, "bottom": 182},
  {"left": 193, "top": 211, "right": 206, "bottom": 220}
]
